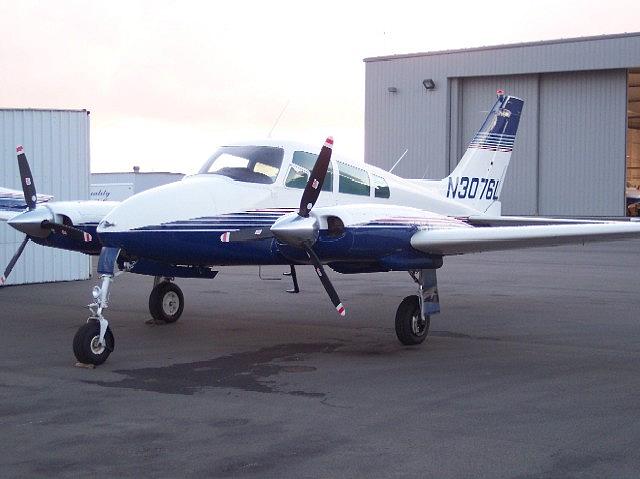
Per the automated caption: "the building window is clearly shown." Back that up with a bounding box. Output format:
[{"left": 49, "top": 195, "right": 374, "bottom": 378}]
[
  {"left": 338, "top": 162, "right": 370, "bottom": 196},
  {"left": 285, "top": 151, "right": 333, "bottom": 191}
]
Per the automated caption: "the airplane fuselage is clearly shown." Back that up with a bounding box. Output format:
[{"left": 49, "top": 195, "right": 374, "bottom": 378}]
[{"left": 97, "top": 141, "right": 475, "bottom": 272}]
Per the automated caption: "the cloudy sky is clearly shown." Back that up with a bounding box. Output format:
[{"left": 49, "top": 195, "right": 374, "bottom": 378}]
[{"left": 0, "top": 0, "right": 638, "bottom": 173}]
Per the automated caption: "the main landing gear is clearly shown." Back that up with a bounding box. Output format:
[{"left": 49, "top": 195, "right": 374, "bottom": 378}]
[
  {"left": 395, "top": 269, "right": 440, "bottom": 346},
  {"left": 148, "top": 276, "right": 184, "bottom": 324}
]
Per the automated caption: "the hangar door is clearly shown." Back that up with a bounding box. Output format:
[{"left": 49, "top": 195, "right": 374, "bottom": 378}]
[
  {"left": 538, "top": 70, "right": 627, "bottom": 216},
  {"left": 456, "top": 75, "right": 539, "bottom": 215},
  {"left": 455, "top": 70, "right": 627, "bottom": 216}
]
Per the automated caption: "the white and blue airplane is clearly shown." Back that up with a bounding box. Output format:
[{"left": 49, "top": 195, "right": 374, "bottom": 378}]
[{"left": 5, "top": 92, "right": 640, "bottom": 366}]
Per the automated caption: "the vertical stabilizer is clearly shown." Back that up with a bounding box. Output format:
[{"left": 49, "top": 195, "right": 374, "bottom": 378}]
[{"left": 442, "top": 92, "right": 524, "bottom": 213}]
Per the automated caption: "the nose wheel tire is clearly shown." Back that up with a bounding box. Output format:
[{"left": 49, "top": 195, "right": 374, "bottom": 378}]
[
  {"left": 73, "top": 321, "right": 115, "bottom": 365},
  {"left": 149, "top": 281, "right": 184, "bottom": 323},
  {"left": 395, "top": 295, "right": 430, "bottom": 345}
]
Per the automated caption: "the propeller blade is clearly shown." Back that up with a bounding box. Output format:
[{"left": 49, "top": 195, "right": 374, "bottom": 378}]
[
  {"left": 220, "top": 228, "right": 274, "bottom": 243},
  {"left": 1, "top": 236, "right": 30, "bottom": 286},
  {"left": 303, "top": 244, "right": 345, "bottom": 317},
  {"left": 41, "top": 221, "right": 93, "bottom": 243},
  {"left": 16, "top": 145, "right": 37, "bottom": 211},
  {"left": 298, "top": 137, "right": 333, "bottom": 218}
]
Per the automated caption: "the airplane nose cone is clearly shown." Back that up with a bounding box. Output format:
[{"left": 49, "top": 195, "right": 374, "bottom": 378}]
[{"left": 7, "top": 207, "right": 54, "bottom": 238}]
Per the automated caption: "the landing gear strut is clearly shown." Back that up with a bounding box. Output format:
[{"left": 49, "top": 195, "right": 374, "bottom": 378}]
[
  {"left": 148, "top": 276, "right": 184, "bottom": 323},
  {"left": 74, "top": 247, "right": 120, "bottom": 365},
  {"left": 395, "top": 269, "right": 440, "bottom": 346}
]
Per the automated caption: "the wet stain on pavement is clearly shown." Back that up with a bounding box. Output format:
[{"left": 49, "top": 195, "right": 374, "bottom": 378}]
[{"left": 90, "top": 343, "right": 341, "bottom": 397}]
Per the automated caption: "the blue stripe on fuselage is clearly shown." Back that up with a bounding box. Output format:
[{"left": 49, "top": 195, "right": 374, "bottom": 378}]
[{"left": 98, "top": 226, "right": 420, "bottom": 267}]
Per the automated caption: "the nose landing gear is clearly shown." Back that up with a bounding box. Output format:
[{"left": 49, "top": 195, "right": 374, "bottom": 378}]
[
  {"left": 73, "top": 320, "right": 115, "bottom": 365},
  {"left": 73, "top": 247, "right": 119, "bottom": 366}
]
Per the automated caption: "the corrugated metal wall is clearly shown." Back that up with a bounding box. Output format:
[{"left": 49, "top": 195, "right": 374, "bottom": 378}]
[
  {"left": 365, "top": 59, "right": 450, "bottom": 180},
  {"left": 538, "top": 70, "right": 627, "bottom": 215},
  {"left": 0, "top": 109, "right": 91, "bottom": 285},
  {"left": 365, "top": 33, "right": 640, "bottom": 216}
]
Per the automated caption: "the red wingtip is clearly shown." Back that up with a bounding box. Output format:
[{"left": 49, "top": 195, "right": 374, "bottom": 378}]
[
  {"left": 336, "top": 303, "right": 346, "bottom": 316},
  {"left": 16, "top": 145, "right": 24, "bottom": 153}
]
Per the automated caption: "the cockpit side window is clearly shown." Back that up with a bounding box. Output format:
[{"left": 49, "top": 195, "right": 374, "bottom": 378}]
[
  {"left": 285, "top": 151, "right": 333, "bottom": 191},
  {"left": 371, "top": 174, "right": 390, "bottom": 198},
  {"left": 199, "top": 146, "right": 284, "bottom": 184},
  {"left": 338, "top": 162, "right": 370, "bottom": 196}
]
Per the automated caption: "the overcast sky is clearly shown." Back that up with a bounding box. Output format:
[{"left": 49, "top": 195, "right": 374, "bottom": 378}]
[{"left": 0, "top": 0, "right": 638, "bottom": 173}]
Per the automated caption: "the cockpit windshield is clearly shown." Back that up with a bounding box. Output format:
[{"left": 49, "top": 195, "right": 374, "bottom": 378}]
[{"left": 198, "top": 146, "right": 284, "bottom": 184}]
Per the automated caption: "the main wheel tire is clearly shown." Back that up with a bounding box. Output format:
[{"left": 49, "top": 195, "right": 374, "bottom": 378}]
[
  {"left": 149, "top": 281, "right": 184, "bottom": 323},
  {"left": 395, "top": 295, "right": 430, "bottom": 345},
  {"left": 73, "top": 321, "right": 115, "bottom": 365}
]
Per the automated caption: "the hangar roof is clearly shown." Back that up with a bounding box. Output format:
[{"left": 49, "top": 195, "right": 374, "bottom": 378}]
[{"left": 364, "top": 31, "right": 640, "bottom": 63}]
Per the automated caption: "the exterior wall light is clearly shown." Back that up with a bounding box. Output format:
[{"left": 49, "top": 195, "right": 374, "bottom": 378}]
[
  {"left": 387, "top": 87, "right": 398, "bottom": 93},
  {"left": 422, "top": 79, "right": 436, "bottom": 91}
]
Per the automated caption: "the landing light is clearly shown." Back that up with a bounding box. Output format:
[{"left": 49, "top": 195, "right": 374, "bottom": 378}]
[{"left": 92, "top": 286, "right": 101, "bottom": 299}]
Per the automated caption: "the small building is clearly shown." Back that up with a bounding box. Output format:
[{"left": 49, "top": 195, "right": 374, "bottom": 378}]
[
  {"left": 1, "top": 109, "right": 91, "bottom": 285},
  {"left": 91, "top": 169, "right": 184, "bottom": 201},
  {"left": 364, "top": 32, "right": 640, "bottom": 216}
]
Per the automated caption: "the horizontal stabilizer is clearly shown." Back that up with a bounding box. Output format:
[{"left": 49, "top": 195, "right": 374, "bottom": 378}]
[{"left": 411, "top": 222, "right": 640, "bottom": 255}]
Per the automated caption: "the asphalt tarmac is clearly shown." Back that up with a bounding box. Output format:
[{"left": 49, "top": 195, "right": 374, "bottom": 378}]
[{"left": 1, "top": 241, "right": 640, "bottom": 478}]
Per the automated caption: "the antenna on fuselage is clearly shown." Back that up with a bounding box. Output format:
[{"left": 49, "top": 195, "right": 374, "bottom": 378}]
[
  {"left": 389, "top": 149, "right": 408, "bottom": 174},
  {"left": 267, "top": 99, "right": 290, "bottom": 138}
]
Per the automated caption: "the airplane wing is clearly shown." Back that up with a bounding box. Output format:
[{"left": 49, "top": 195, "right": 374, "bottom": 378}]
[
  {"left": 464, "top": 215, "right": 636, "bottom": 227},
  {"left": 0, "top": 210, "right": 20, "bottom": 221},
  {"left": 0, "top": 187, "right": 53, "bottom": 221},
  {"left": 411, "top": 222, "right": 640, "bottom": 255}
]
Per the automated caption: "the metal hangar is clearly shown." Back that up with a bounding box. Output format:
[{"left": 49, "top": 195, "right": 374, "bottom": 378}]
[
  {"left": 0, "top": 109, "right": 91, "bottom": 285},
  {"left": 364, "top": 32, "right": 640, "bottom": 216}
]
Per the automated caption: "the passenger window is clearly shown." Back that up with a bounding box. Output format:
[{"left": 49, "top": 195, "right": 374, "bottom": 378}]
[
  {"left": 372, "top": 174, "right": 390, "bottom": 198},
  {"left": 338, "top": 162, "right": 370, "bottom": 196},
  {"left": 285, "top": 151, "right": 333, "bottom": 191}
]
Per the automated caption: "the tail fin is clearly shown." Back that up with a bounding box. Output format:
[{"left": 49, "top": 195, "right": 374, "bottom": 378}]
[{"left": 442, "top": 92, "right": 524, "bottom": 214}]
